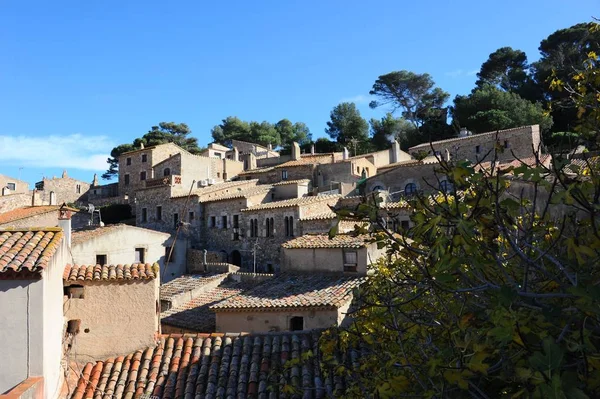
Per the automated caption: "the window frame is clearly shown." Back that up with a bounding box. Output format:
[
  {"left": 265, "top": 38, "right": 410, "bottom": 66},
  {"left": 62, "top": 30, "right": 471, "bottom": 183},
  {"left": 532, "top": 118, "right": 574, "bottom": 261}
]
[
  {"left": 156, "top": 206, "right": 162, "bottom": 221},
  {"left": 141, "top": 153, "right": 148, "bottom": 163}
]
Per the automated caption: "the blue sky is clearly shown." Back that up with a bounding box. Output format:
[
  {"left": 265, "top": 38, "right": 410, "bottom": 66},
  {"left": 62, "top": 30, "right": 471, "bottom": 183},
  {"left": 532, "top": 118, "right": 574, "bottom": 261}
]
[{"left": 0, "top": 0, "right": 596, "bottom": 186}]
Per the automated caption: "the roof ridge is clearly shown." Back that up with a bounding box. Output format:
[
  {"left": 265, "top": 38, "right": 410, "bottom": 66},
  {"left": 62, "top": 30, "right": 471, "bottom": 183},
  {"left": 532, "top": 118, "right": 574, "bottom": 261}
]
[{"left": 409, "top": 125, "right": 537, "bottom": 149}]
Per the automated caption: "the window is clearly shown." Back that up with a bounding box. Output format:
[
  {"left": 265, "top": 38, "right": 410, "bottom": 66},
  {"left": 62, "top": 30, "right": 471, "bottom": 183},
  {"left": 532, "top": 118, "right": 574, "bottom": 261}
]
[
  {"left": 165, "top": 246, "right": 175, "bottom": 263},
  {"left": 6, "top": 182, "right": 15, "bottom": 190},
  {"left": 93, "top": 189, "right": 97, "bottom": 195},
  {"left": 189, "top": 211, "right": 195, "bottom": 221},
  {"left": 210, "top": 216, "right": 216, "bottom": 228},
  {"left": 141, "top": 154, "right": 147, "bottom": 162},
  {"left": 222, "top": 215, "right": 228, "bottom": 229},
  {"left": 266, "top": 218, "right": 275, "bottom": 238},
  {"left": 405, "top": 183, "right": 417, "bottom": 195},
  {"left": 475, "top": 145, "right": 481, "bottom": 154},
  {"left": 344, "top": 251, "right": 358, "bottom": 272},
  {"left": 156, "top": 206, "right": 162, "bottom": 221},
  {"left": 141, "top": 208, "right": 147, "bottom": 223},
  {"left": 124, "top": 174, "right": 130, "bottom": 185},
  {"left": 285, "top": 216, "right": 294, "bottom": 237},
  {"left": 290, "top": 316, "right": 304, "bottom": 331},
  {"left": 281, "top": 170, "right": 288, "bottom": 180},
  {"left": 267, "top": 263, "right": 274, "bottom": 273},
  {"left": 401, "top": 220, "right": 410, "bottom": 230},
  {"left": 135, "top": 248, "right": 145, "bottom": 263},
  {"left": 174, "top": 213, "right": 179, "bottom": 229},
  {"left": 126, "top": 157, "right": 132, "bottom": 166},
  {"left": 250, "top": 218, "right": 258, "bottom": 237},
  {"left": 214, "top": 152, "right": 222, "bottom": 159},
  {"left": 140, "top": 171, "right": 147, "bottom": 181},
  {"left": 164, "top": 168, "right": 171, "bottom": 176},
  {"left": 76, "top": 184, "right": 81, "bottom": 194},
  {"left": 233, "top": 214, "right": 239, "bottom": 228},
  {"left": 67, "top": 319, "right": 81, "bottom": 335},
  {"left": 504, "top": 140, "right": 510, "bottom": 149},
  {"left": 284, "top": 217, "right": 289, "bottom": 236},
  {"left": 440, "top": 180, "right": 453, "bottom": 193},
  {"left": 64, "top": 285, "right": 85, "bottom": 299},
  {"left": 96, "top": 254, "right": 107, "bottom": 265}
]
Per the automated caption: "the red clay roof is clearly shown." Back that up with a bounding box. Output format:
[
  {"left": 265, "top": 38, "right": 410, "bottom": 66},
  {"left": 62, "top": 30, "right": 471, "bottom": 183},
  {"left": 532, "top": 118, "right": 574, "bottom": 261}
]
[
  {"left": 0, "top": 206, "right": 60, "bottom": 225},
  {"left": 69, "top": 331, "right": 341, "bottom": 399},
  {"left": 282, "top": 233, "right": 371, "bottom": 249},
  {"left": 0, "top": 229, "right": 63, "bottom": 274},
  {"left": 63, "top": 263, "right": 159, "bottom": 282},
  {"left": 210, "top": 273, "right": 364, "bottom": 311}
]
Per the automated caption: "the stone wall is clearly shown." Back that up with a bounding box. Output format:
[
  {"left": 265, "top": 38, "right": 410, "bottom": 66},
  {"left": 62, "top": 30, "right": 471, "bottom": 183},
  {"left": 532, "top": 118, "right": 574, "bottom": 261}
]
[
  {"left": 365, "top": 162, "right": 442, "bottom": 195},
  {"left": 88, "top": 182, "right": 119, "bottom": 201},
  {"left": 300, "top": 217, "right": 335, "bottom": 234},
  {"left": 408, "top": 125, "right": 542, "bottom": 163},
  {"left": 242, "top": 164, "right": 315, "bottom": 185},
  {"left": 0, "top": 174, "right": 29, "bottom": 195},
  {"left": 0, "top": 192, "right": 40, "bottom": 213},
  {"left": 35, "top": 173, "right": 91, "bottom": 205}
]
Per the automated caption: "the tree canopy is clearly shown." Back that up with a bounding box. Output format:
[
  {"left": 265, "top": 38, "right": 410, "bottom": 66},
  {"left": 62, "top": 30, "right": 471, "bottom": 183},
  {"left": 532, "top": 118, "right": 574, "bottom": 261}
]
[
  {"left": 369, "top": 113, "right": 416, "bottom": 151},
  {"left": 102, "top": 122, "right": 202, "bottom": 180},
  {"left": 325, "top": 102, "right": 369, "bottom": 155},
  {"left": 453, "top": 85, "right": 553, "bottom": 134},
  {"left": 369, "top": 70, "right": 450, "bottom": 129},
  {"left": 210, "top": 117, "right": 311, "bottom": 149}
]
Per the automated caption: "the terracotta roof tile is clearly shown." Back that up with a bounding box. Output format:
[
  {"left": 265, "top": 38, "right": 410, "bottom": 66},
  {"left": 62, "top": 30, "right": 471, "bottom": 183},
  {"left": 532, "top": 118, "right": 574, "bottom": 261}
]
[
  {"left": 274, "top": 154, "right": 335, "bottom": 168},
  {"left": 282, "top": 234, "right": 370, "bottom": 249},
  {"left": 0, "top": 228, "right": 63, "bottom": 274},
  {"left": 70, "top": 331, "right": 349, "bottom": 399},
  {"left": 476, "top": 154, "right": 552, "bottom": 172},
  {"left": 71, "top": 224, "right": 169, "bottom": 246},
  {"left": 409, "top": 125, "right": 538, "bottom": 150},
  {"left": 171, "top": 179, "right": 260, "bottom": 199},
  {"left": 299, "top": 211, "right": 337, "bottom": 221},
  {"left": 272, "top": 179, "right": 311, "bottom": 186},
  {"left": 242, "top": 194, "right": 340, "bottom": 212},
  {"left": 63, "top": 263, "right": 159, "bottom": 282},
  {"left": 160, "top": 273, "right": 230, "bottom": 301},
  {"left": 567, "top": 155, "right": 600, "bottom": 172},
  {"left": 0, "top": 206, "right": 61, "bottom": 225},
  {"left": 237, "top": 166, "right": 277, "bottom": 176},
  {"left": 161, "top": 280, "right": 254, "bottom": 332},
  {"left": 210, "top": 273, "right": 364, "bottom": 311}
]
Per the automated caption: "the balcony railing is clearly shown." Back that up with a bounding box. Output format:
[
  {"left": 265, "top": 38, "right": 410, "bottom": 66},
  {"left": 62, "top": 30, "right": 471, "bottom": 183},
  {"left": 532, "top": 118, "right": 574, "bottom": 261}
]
[{"left": 145, "top": 174, "right": 182, "bottom": 188}]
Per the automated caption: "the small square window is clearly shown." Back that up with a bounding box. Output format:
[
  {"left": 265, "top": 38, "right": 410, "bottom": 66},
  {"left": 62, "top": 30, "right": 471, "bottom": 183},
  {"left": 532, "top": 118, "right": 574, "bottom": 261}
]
[
  {"left": 67, "top": 319, "right": 81, "bottom": 334},
  {"left": 64, "top": 285, "right": 85, "bottom": 299},
  {"left": 282, "top": 170, "right": 288, "bottom": 180},
  {"left": 189, "top": 211, "right": 195, "bottom": 221},
  {"left": 504, "top": 140, "right": 510, "bottom": 149},
  {"left": 135, "top": 248, "right": 145, "bottom": 263},
  {"left": 6, "top": 183, "right": 15, "bottom": 190},
  {"left": 126, "top": 157, "right": 131, "bottom": 166},
  {"left": 222, "top": 215, "right": 228, "bottom": 229},
  {"left": 210, "top": 216, "right": 216, "bottom": 228},
  {"left": 96, "top": 254, "right": 107, "bottom": 265},
  {"left": 141, "top": 154, "right": 147, "bottom": 162},
  {"left": 475, "top": 145, "right": 481, "bottom": 154},
  {"left": 140, "top": 171, "right": 147, "bottom": 181},
  {"left": 344, "top": 251, "right": 358, "bottom": 272}
]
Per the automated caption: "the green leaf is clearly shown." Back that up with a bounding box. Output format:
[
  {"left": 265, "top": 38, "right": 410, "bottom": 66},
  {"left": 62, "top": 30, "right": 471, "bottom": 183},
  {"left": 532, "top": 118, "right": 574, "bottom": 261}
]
[{"left": 529, "top": 338, "right": 564, "bottom": 372}]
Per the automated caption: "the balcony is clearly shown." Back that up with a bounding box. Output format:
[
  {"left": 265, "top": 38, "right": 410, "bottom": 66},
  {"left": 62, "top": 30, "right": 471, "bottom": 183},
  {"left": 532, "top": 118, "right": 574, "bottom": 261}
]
[{"left": 145, "top": 174, "right": 182, "bottom": 188}]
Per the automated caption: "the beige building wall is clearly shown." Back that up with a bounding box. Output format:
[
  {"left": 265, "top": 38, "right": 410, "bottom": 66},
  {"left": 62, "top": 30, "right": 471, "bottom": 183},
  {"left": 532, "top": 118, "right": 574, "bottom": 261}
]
[
  {"left": 0, "top": 174, "right": 29, "bottom": 195},
  {"left": 215, "top": 306, "right": 344, "bottom": 333},
  {"left": 63, "top": 279, "right": 159, "bottom": 362}
]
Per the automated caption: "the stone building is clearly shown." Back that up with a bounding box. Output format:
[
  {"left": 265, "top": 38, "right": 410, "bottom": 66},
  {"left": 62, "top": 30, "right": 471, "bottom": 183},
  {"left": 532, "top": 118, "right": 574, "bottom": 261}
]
[
  {"left": 408, "top": 124, "right": 543, "bottom": 163},
  {"left": 211, "top": 273, "right": 364, "bottom": 333},
  {"left": 35, "top": 170, "right": 91, "bottom": 205},
  {"left": 0, "top": 228, "right": 69, "bottom": 397},
  {"left": 348, "top": 139, "right": 412, "bottom": 168},
  {"left": 281, "top": 233, "right": 386, "bottom": 275},
  {"left": 0, "top": 173, "right": 29, "bottom": 195},
  {"left": 199, "top": 142, "right": 233, "bottom": 159},
  {"left": 231, "top": 139, "right": 280, "bottom": 159},
  {"left": 70, "top": 224, "right": 179, "bottom": 280},
  {"left": 0, "top": 205, "right": 87, "bottom": 230},
  {"left": 364, "top": 159, "right": 442, "bottom": 196},
  {"left": 62, "top": 263, "right": 160, "bottom": 362}
]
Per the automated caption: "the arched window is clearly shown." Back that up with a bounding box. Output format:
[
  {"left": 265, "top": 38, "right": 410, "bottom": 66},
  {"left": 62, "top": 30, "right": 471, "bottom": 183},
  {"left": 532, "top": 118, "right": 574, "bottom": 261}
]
[
  {"left": 404, "top": 183, "right": 417, "bottom": 195},
  {"left": 284, "top": 217, "right": 289, "bottom": 236},
  {"left": 288, "top": 217, "right": 294, "bottom": 237},
  {"left": 269, "top": 218, "right": 274, "bottom": 237},
  {"left": 164, "top": 168, "right": 171, "bottom": 177},
  {"left": 253, "top": 218, "right": 258, "bottom": 238},
  {"left": 440, "top": 180, "right": 453, "bottom": 193}
]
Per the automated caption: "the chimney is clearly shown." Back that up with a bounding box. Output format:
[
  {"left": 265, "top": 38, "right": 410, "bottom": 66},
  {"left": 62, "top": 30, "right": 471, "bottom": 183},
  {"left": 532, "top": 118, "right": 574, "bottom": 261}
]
[
  {"left": 343, "top": 147, "right": 349, "bottom": 160},
  {"left": 62, "top": 169, "right": 68, "bottom": 178},
  {"left": 58, "top": 203, "right": 72, "bottom": 249},
  {"left": 292, "top": 142, "right": 301, "bottom": 161},
  {"left": 391, "top": 140, "right": 401, "bottom": 163},
  {"left": 232, "top": 146, "right": 240, "bottom": 161},
  {"left": 140, "top": 142, "right": 145, "bottom": 149},
  {"left": 267, "top": 143, "right": 273, "bottom": 151},
  {"left": 445, "top": 148, "right": 451, "bottom": 162},
  {"left": 247, "top": 153, "right": 257, "bottom": 170},
  {"left": 31, "top": 189, "right": 36, "bottom": 206},
  {"left": 92, "top": 173, "right": 99, "bottom": 187},
  {"left": 310, "top": 144, "right": 315, "bottom": 155}
]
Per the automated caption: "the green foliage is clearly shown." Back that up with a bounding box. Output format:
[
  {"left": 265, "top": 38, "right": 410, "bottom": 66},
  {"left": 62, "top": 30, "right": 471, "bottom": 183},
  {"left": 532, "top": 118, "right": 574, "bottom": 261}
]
[
  {"left": 369, "top": 113, "right": 416, "bottom": 150},
  {"left": 211, "top": 116, "right": 311, "bottom": 149},
  {"left": 102, "top": 122, "right": 202, "bottom": 180},
  {"left": 99, "top": 203, "right": 133, "bottom": 224},
  {"left": 322, "top": 150, "right": 600, "bottom": 397},
  {"left": 325, "top": 102, "right": 369, "bottom": 155},
  {"left": 453, "top": 85, "right": 553, "bottom": 134},
  {"left": 369, "top": 70, "right": 450, "bottom": 129}
]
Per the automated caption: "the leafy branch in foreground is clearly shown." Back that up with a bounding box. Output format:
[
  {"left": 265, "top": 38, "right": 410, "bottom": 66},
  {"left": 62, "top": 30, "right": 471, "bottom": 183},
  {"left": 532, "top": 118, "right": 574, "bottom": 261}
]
[{"left": 322, "top": 147, "right": 600, "bottom": 398}]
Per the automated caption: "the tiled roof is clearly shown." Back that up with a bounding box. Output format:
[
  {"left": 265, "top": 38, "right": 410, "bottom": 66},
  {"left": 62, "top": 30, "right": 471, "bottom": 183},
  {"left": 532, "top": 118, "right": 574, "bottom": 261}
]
[
  {"left": 567, "top": 155, "right": 600, "bottom": 171},
  {"left": 161, "top": 281, "right": 254, "bottom": 332},
  {"left": 376, "top": 159, "right": 421, "bottom": 172},
  {"left": 409, "top": 125, "right": 537, "bottom": 150},
  {"left": 63, "top": 263, "right": 159, "bottom": 282},
  {"left": 69, "top": 331, "right": 350, "bottom": 399},
  {"left": 200, "top": 185, "right": 273, "bottom": 203},
  {"left": 237, "top": 166, "right": 277, "bottom": 176},
  {"left": 272, "top": 179, "right": 311, "bottom": 186},
  {"left": 208, "top": 142, "right": 231, "bottom": 151},
  {"left": 160, "top": 273, "right": 229, "bottom": 301},
  {"left": 300, "top": 211, "right": 337, "bottom": 221},
  {"left": 0, "top": 206, "right": 60, "bottom": 225},
  {"left": 476, "top": 154, "right": 552, "bottom": 172},
  {"left": 274, "top": 155, "right": 334, "bottom": 168},
  {"left": 242, "top": 194, "right": 341, "bottom": 212},
  {"left": 282, "top": 234, "right": 370, "bottom": 249},
  {"left": 211, "top": 273, "right": 364, "bottom": 311},
  {"left": 0, "top": 229, "right": 63, "bottom": 274},
  {"left": 369, "top": 159, "right": 438, "bottom": 179},
  {"left": 71, "top": 224, "right": 169, "bottom": 246},
  {"left": 170, "top": 179, "right": 260, "bottom": 199}
]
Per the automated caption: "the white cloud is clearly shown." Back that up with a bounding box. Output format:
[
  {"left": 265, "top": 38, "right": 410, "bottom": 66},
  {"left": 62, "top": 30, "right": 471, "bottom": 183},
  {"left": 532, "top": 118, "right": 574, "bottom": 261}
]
[
  {"left": 0, "top": 134, "right": 115, "bottom": 171},
  {"left": 445, "top": 69, "right": 479, "bottom": 78},
  {"left": 340, "top": 94, "right": 369, "bottom": 104}
]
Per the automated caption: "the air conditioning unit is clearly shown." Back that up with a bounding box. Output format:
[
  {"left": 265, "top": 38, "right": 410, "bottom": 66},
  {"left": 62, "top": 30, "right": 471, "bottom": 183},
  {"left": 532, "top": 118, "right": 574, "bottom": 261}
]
[
  {"left": 208, "top": 178, "right": 216, "bottom": 185},
  {"left": 199, "top": 180, "right": 208, "bottom": 187}
]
